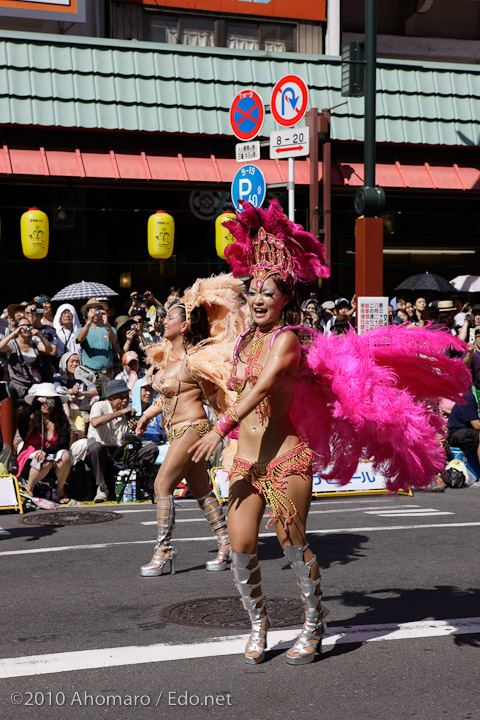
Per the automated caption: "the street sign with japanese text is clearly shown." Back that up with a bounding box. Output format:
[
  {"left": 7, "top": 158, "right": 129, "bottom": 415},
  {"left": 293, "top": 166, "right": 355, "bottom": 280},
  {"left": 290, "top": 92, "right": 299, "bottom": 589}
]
[
  {"left": 357, "top": 296, "right": 389, "bottom": 334},
  {"left": 235, "top": 141, "right": 261, "bottom": 163},
  {"left": 269, "top": 127, "right": 309, "bottom": 159}
]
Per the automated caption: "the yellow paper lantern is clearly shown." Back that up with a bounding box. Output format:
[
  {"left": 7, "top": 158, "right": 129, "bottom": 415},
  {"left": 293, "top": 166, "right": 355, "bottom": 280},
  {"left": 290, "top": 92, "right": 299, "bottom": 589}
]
[
  {"left": 21, "top": 207, "right": 49, "bottom": 260},
  {"left": 148, "top": 210, "right": 174, "bottom": 260},
  {"left": 215, "top": 212, "right": 236, "bottom": 259}
]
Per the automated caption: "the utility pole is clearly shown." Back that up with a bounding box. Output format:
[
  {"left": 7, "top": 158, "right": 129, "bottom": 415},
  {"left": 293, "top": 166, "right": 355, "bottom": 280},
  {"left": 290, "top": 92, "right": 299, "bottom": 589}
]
[{"left": 354, "top": 0, "right": 385, "bottom": 297}]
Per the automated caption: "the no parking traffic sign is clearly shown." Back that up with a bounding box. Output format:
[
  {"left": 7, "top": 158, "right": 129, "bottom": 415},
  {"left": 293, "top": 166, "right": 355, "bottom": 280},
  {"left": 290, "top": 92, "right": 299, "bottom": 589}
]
[
  {"left": 230, "top": 89, "right": 265, "bottom": 141},
  {"left": 271, "top": 75, "right": 309, "bottom": 127}
]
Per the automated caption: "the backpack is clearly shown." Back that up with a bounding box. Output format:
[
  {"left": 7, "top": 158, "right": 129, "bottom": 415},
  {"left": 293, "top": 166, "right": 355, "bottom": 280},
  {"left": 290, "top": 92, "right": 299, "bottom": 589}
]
[{"left": 442, "top": 459, "right": 469, "bottom": 488}]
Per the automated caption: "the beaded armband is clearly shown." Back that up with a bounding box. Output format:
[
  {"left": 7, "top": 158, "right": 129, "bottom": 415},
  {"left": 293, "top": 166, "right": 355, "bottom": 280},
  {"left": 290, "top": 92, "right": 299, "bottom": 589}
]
[{"left": 213, "top": 406, "right": 240, "bottom": 438}]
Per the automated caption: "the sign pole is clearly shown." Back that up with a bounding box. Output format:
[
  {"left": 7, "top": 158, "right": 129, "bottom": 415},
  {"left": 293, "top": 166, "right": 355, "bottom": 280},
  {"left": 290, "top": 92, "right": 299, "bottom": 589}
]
[{"left": 288, "top": 157, "right": 295, "bottom": 221}]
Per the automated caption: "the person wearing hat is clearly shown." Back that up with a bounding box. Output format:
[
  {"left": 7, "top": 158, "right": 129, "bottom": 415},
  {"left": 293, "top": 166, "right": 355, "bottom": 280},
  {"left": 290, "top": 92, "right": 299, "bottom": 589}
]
[
  {"left": 86, "top": 378, "right": 158, "bottom": 502},
  {"left": 435, "top": 299, "right": 459, "bottom": 335},
  {"left": 115, "top": 350, "right": 144, "bottom": 391},
  {"left": 324, "top": 296, "right": 356, "bottom": 335},
  {"left": 16, "top": 383, "right": 72, "bottom": 502},
  {"left": 76, "top": 298, "right": 118, "bottom": 396}
]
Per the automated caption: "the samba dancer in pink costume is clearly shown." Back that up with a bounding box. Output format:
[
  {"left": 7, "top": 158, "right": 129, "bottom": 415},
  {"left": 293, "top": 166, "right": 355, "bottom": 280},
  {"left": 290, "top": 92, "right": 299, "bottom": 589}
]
[{"left": 190, "top": 200, "right": 470, "bottom": 666}]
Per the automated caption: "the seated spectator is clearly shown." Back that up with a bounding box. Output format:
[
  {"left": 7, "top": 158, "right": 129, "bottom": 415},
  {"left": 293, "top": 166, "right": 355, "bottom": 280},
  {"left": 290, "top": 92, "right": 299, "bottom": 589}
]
[
  {"left": 0, "top": 316, "right": 54, "bottom": 403},
  {"left": 301, "top": 299, "right": 321, "bottom": 330},
  {"left": 115, "top": 351, "right": 142, "bottom": 391},
  {"left": 53, "top": 386, "right": 85, "bottom": 439},
  {"left": 16, "top": 383, "right": 72, "bottom": 502},
  {"left": 86, "top": 379, "right": 158, "bottom": 502},
  {"left": 54, "top": 351, "right": 97, "bottom": 416},
  {"left": 131, "top": 377, "right": 166, "bottom": 444},
  {"left": 53, "top": 303, "right": 82, "bottom": 357},
  {"left": 76, "top": 298, "right": 117, "bottom": 396},
  {"left": 446, "top": 374, "right": 480, "bottom": 466}
]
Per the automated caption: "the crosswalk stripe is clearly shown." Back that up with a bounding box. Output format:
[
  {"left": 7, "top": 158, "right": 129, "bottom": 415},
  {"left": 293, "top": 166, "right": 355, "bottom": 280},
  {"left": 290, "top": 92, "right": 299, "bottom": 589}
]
[{"left": 0, "top": 617, "right": 478, "bottom": 679}]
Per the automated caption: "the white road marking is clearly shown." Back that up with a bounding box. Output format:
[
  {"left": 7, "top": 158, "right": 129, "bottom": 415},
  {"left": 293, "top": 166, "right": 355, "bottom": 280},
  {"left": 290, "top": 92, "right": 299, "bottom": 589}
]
[
  {"left": 0, "top": 617, "right": 478, "bottom": 679},
  {"left": 365, "top": 509, "right": 454, "bottom": 517},
  {"left": 0, "top": 527, "right": 11, "bottom": 536},
  {"left": 2, "top": 522, "right": 480, "bottom": 557},
  {"left": 141, "top": 504, "right": 416, "bottom": 525}
]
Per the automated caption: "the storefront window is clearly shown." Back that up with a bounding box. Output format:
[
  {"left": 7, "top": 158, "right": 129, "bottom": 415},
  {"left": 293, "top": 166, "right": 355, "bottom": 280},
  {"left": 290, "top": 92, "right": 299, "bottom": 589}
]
[
  {"left": 144, "top": 14, "right": 215, "bottom": 47},
  {"left": 226, "top": 20, "right": 295, "bottom": 52}
]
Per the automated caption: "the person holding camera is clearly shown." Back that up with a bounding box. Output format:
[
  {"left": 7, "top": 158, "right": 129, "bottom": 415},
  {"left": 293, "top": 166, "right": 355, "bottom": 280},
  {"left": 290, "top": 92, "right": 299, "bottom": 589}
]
[
  {"left": 300, "top": 299, "right": 321, "bottom": 330},
  {"left": 0, "top": 316, "right": 54, "bottom": 402},
  {"left": 16, "top": 383, "right": 72, "bottom": 502},
  {"left": 76, "top": 298, "right": 118, "bottom": 396},
  {"left": 86, "top": 378, "right": 158, "bottom": 502}
]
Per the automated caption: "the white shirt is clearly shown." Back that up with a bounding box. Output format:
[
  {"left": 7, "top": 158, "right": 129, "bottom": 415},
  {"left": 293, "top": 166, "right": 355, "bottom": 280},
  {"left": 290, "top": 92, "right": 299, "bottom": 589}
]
[{"left": 87, "top": 399, "right": 128, "bottom": 447}]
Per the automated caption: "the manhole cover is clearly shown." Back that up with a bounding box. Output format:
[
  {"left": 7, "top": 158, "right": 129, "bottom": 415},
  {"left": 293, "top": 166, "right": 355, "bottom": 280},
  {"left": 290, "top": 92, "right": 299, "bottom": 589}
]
[
  {"left": 20, "top": 510, "right": 122, "bottom": 526},
  {"left": 160, "top": 596, "right": 303, "bottom": 628}
]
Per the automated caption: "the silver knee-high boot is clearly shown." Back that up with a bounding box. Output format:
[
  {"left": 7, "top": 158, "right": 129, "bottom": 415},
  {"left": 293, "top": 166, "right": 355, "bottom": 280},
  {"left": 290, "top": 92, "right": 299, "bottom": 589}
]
[
  {"left": 231, "top": 552, "right": 270, "bottom": 664},
  {"left": 197, "top": 490, "right": 231, "bottom": 571},
  {"left": 284, "top": 543, "right": 327, "bottom": 665},
  {"left": 140, "top": 495, "right": 177, "bottom": 576}
]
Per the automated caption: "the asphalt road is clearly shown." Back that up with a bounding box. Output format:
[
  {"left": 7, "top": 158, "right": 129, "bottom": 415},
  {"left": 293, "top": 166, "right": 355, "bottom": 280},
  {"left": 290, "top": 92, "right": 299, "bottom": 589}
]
[{"left": 1, "top": 487, "right": 479, "bottom": 720}]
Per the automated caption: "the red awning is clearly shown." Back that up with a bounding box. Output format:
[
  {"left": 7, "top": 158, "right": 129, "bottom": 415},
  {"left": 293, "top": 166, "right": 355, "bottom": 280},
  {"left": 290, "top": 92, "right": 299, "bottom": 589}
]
[{"left": 0, "top": 144, "right": 478, "bottom": 190}]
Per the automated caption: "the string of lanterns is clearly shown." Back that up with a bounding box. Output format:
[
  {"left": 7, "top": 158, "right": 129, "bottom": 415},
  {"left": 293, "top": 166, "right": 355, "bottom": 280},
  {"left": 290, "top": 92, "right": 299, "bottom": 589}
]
[{"left": 19, "top": 208, "right": 236, "bottom": 260}]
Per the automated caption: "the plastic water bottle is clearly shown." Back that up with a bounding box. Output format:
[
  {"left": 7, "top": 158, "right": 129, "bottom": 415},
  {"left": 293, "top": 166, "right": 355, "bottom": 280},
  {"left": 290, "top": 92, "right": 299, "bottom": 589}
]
[
  {"left": 123, "top": 481, "right": 131, "bottom": 503},
  {"left": 131, "top": 480, "right": 136, "bottom": 502}
]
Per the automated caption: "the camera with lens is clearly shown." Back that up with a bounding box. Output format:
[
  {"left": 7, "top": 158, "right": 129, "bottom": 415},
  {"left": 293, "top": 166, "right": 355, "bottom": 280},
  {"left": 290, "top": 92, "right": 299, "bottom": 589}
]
[
  {"left": 95, "top": 309, "right": 103, "bottom": 316},
  {"left": 124, "top": 432, "right": 142, "bottom": 448}
]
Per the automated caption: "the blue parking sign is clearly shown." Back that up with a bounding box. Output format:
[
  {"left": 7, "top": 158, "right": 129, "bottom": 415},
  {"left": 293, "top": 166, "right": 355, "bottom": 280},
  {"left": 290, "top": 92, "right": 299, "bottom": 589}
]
[{"left": 231, "top": 164, "right": 266, "bottom": 211}]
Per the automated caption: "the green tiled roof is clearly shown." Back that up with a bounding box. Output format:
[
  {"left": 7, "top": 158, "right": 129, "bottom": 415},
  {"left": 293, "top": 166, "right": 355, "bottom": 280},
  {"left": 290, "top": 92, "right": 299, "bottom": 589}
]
[{"left": 0, "top": 29, "right": 479, "bottom": 146}]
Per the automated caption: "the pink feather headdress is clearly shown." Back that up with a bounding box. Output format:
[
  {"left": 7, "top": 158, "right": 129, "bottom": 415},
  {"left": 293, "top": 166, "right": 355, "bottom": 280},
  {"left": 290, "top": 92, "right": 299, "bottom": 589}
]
[{"left": 223, "top": 199, "right": 330, "bottom": 289}]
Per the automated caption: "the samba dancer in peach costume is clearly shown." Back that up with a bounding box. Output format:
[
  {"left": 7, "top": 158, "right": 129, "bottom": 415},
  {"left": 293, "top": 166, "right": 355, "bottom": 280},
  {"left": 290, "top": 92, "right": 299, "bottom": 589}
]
[
  {"left": 136, "top": 275, "right": 245, "bottom": 577},
  {"left": 189, "top": 201, "right": 331, "bottom": 665}
]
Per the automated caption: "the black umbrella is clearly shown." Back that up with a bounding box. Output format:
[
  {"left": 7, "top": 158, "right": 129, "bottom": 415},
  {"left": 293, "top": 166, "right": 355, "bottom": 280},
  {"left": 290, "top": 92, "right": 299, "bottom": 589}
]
[{"left": 394, "top": 273, "right": 456, "bottom": 294}]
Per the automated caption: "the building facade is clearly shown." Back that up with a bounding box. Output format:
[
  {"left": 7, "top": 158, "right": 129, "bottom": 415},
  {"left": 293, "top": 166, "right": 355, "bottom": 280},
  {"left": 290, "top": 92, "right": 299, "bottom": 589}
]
[{"left": 0, "top": 0, "right": 479, "bottom": 305}]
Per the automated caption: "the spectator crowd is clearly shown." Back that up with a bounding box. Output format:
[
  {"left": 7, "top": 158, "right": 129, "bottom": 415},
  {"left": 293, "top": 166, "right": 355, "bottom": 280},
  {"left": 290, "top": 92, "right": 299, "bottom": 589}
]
[{"left": 0, "top": 283, "right": 479, "bottom": 504}]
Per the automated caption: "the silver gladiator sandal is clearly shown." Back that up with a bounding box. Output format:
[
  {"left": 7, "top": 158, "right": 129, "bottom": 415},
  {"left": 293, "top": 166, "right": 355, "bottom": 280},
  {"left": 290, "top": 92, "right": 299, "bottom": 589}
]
[
  {"left": 140, "top": 495, "right": 177, "bottom": 577},
  {"left": 284, "top": 543, "right": 328, "bottom": 665},
  {"left": 197, "top": 490, "right": 231, "bottom": 571},
  {"left": 231, "top": 552, "right": 270, "bottom": 665}
]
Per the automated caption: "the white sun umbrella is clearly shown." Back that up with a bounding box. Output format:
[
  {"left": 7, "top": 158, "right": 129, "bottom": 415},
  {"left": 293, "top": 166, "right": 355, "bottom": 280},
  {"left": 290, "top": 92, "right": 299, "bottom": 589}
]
[
  {"left": 450, "top": 275, "right": 480, "bottom": 293},
  {"left": 51, "top": 281, "right": 119, "bottom": 302}
]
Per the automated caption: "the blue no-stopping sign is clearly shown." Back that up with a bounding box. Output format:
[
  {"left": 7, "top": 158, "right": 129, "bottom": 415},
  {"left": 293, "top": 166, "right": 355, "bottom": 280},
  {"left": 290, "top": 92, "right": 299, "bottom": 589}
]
[{"left": 231, "top": 164, "right": 266, "bottom": 211}]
